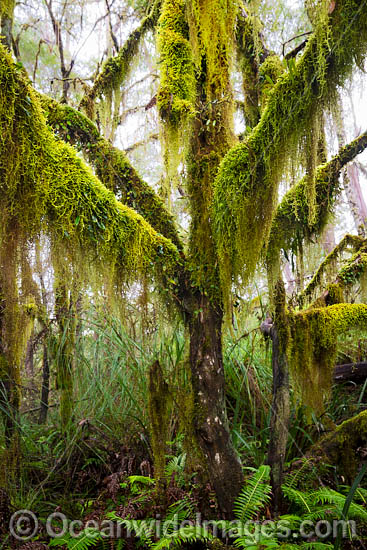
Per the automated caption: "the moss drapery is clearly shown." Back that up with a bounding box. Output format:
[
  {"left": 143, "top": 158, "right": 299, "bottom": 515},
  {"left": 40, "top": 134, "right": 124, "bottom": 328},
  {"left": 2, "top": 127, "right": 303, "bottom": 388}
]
[{"left": 213, "top": 0, "right": 367, "bottom": 299}]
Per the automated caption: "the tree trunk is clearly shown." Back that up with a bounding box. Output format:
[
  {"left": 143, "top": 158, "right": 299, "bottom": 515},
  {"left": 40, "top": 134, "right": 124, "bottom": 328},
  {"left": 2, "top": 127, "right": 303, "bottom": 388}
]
[
  {"left": 267, "top": 280, "right": 290, "bottom": 514},
  {"left": 38, "top": 342, "right": 50, "bottom": 424},
  {"left": 188, "top": 293, "right": 243, "bottom": 519}
]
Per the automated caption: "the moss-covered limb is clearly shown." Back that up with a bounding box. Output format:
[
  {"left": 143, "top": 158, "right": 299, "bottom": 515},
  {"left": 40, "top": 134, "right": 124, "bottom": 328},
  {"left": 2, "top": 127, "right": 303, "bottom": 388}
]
[
  {"left": 267, "top": 130, "right": 367, "bottom": 272},
  {"left": 39, "top": 95, "right": 183, "bottom": 251},
  {"left": 213, "top": 0, "right": 367, "bottom": 296},
  {"left": 0, "top": 45, "right": 181, "bottom": 293},
  {"left": 235, "top": 8, "right": 282, "bottom": 127},
  {"left": 0, "top": 0, "right": 15, "bottom": 50},
  {"left": 157, "top": 0, "right": 195, "bottom": 127},
  {"left": 289, "top": 303, "right": 367, "bottom": 413},
  {"left": 80, "top": 0, "right": 161, "bottom": 119},
  {"left": 300, "top": 234, "right": 365, "bottom": 302},
  {"left": 309, "top": 409, "right": 367, "bottom": 482}
]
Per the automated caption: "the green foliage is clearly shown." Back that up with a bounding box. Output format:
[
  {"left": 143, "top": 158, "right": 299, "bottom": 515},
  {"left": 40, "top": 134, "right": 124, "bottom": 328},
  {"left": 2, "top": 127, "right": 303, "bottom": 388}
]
[
  {"left": 233, "top": 465, "right": 272, "bottom": 522},
  {"left": 49, "top": 528, "right": 105, "bottom": 550}
]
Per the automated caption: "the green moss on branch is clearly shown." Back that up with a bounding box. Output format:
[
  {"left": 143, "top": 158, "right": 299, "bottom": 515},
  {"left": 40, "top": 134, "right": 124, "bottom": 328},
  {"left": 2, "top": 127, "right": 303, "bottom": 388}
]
[
  {"left": 80, "top": 0, "right": 161, "bottom": 119},
  {"left": 213, "top": 0, "right": 367, "bottom": 298},
  {"left": 267, "top": 130, "right": 367, "bottom": 274},
  {"left": 0, "top": 44, "right": 181, "bottom": 290},
  {"left": 289, "top": 303, "right": 367, "bottom": 413},
  {"left": 40, "top": 95, "right": 183, "bottom": 250}
]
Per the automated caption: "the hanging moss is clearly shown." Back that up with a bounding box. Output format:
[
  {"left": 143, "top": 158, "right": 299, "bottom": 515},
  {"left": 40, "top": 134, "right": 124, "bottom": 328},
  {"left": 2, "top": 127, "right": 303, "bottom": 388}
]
[
  {"left": 156, "top": 0, "right": 196, "bottom": 178},
  {"left": 40, "top": 95, "right": 183, "bottom": 251},
  {"left": 301, "top": 234, "right": 364, "bottom": 303},
  {"left": 0, "top": 44, "right": 181, "bottom": 292},
  {"left": 80, "top": 0, "right": 161, "bottom": 120},
  {"left": 182, "top": 0, "right": 238, "bottom": 304},
  {"left": 289, "top": 303, "right": 367, "bottom": 414},
  {"left": 213, "top": 0, "right": 367, "bottom": 300},
  {"left": 267, "top": 130, "right": 367, "bottom": 292}
]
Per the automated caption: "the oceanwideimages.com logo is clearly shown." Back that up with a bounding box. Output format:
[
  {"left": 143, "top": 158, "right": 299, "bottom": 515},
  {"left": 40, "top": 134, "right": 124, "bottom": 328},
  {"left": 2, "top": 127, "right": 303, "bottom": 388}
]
[{"left": 8, "top": 509, "right": 357, "bottom": 544}]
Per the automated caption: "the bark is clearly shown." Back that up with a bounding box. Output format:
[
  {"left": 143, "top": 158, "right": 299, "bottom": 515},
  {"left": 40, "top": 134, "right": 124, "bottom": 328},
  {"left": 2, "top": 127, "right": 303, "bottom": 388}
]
[
  {"left": 188, "top": 294, "right": 243, "bottom": 519},
  {"left": 266, "top": 281, "right": 290, "bottom": 515},
  {"left": 38, "top": 343, "right": 50, "bottom": 425},
  {"left": 0, "top": 14, "right": 12, "bottom": 50}
]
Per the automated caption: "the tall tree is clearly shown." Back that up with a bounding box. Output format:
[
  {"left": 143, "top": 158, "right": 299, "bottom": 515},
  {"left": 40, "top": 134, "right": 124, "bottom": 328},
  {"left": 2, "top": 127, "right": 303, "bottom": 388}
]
[{"left": 1, "top": 0, "right": 367, "bottom": 516}]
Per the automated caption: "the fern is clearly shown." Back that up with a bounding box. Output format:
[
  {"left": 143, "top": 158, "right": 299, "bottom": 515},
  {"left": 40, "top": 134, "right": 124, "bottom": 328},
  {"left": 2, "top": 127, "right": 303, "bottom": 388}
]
[
  {"left": 49, "top": 528, "right": 105, "bottom": 550},
  {"left": 128, "top": 475, "right": 155, "bottom": 487},
  {"left": 151, "top": 525, "right": 213, "bottom": 550},
  {"left": 165, "top": 453, "right": 186, "bottom": 478},
  {"left": 234, "top": 465, "right": 272, "bottom": 522},
  {"left": 282, "top": 486, "right": 313, "bottom": 514},
  {"left": 165, "top": 497, "right": 196, "bottom": 523}
]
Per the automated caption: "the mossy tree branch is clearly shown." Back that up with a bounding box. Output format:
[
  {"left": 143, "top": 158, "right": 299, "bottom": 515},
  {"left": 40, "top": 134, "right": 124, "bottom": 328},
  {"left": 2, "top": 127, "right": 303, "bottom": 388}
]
[
  {"left": 0, "top": 45, "right": 181, "bottom": 293},
  {"left": 214, "top": 0, "right": 367, "bottom": 296},
  {"left": 80, "top": 0, "right": 162, "bottom": 119},
  {"left": 299, "top": 235, "right": 367, "bottom": 307},
  {"left": 40, "top": 95, "right": 184, "bottom": 251},
  {"left": 301, "top": 234, "right": 365, "bottom": 301},
  {"left": 235, "top": 7, "right": 282, "bottom": 128},
  {"left": 267, "top": 129, "right": 367, "bottom": 269}
]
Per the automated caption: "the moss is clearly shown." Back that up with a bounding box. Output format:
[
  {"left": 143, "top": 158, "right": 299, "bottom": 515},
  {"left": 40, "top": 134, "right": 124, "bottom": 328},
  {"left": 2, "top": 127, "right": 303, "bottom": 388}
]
[
  {"left": 258, "top": 54, "right": 284, "bottom": 112},
  {"left": 289, "top": 303, "right": 367, "bottom": 413},
  {"left": 0, "top": 44, "right": 182, "bottom": 291},
  {"left": 300, "top": 235, "right": 364, "bottom": 303},
  {"left": 267, "top": 131, "right": 367, "bottom": 291},
  {"left": 213, "top": 0, "right": 367, "bottom": 300},
  {"left": 148, "top": 360, "right": 171, "bottom": 489},
  {"left": 80, "top": 0, "right": 161, "bottom": 120},
  {"left": 0, "top": 0, "right": 15, "bottom": 18},
  {"left": 312, "top": 409, "right": 367, "bottom": 481},
  {"left": 40, "top": 94, "right": 183, "bottom": 251},
  {"left": 157, "top": 0, "right": 196, "bottom": 176}
]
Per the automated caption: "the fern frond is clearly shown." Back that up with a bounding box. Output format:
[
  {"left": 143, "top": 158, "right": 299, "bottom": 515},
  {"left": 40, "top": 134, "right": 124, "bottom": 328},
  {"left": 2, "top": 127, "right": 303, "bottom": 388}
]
[
  {"left": 165, "top": 453, "right": 186, "bottom": 478},
  {"left": 128, "top": 475, "right": 155, "bottom": 487},
  {"left": 165, "top": 496, "right": 195, "bottom": 523},
  {"left": 49, "top": 528, "right": 104, "bottom": 550},
  {"left": 151, "top": 525, "right": 213, "bottom": 550},
  {"left": 310, "top": 487, "right": 367, "bottom": 521},
  {"left": 234, "top": 465, "right": 272, "bottom": 522},
  {"left": 282, "top": 486, "right": 313, "bottom": 514}
]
